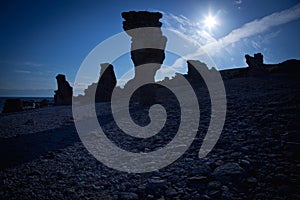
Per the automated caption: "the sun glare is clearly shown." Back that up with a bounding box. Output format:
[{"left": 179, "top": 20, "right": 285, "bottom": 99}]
[{"left": 204, "top": 15, "right": 217, "bottom": 29}]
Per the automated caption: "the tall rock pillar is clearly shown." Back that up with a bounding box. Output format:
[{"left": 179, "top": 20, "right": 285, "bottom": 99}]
[
  {"left": 122, "top": 11, "right": 167, "bottom": 104},
  {"left": 54, "top": 74, "right": 73, "bottom": 105}
]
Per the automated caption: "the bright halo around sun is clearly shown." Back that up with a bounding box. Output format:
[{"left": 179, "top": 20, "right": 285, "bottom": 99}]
[{"left": 204, "top": 14, "right": 217, "bottom": 29}]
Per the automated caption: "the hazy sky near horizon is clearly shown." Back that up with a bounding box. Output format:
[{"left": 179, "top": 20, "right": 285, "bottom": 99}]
[{"left": 0, "top": 0, "right": 300, "bottom": 96}]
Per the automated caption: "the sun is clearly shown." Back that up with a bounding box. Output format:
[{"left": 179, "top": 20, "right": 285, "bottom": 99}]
[{"left": 204, "top": 15, "right": 217, "bottom": 29}]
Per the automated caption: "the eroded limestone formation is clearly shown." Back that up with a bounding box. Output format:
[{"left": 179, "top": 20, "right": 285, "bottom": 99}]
[
  {"left": 122, "top": 11, "right": 167, "bottom": 104},
  {"left": 122, "top": 11, "right": 166, "bottom": 74},
  {"left": 82, "top": 63, "right": 117, "bottom": 102},
  {"left": 245, "top": 53, "right": 268, "bottom": 76},
  {"left": 95, "top": 63, "right": 117, "bottom": 102},
  {"left": 185, "top": 60, "right": 220, "bottom": 85},
  {"left": 186, "top": 60, "right": 208, "bottom": 84},
  {"left": 54, "top": 74, "right": 72, "bottom": 105}
]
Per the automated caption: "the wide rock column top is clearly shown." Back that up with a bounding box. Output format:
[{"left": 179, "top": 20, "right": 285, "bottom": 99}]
[
  {"left": 122, "top": 11, "right": 163, "bottom": 30},
  {"left": 121, "top": 11, "right": 167, "bottom": 68}
]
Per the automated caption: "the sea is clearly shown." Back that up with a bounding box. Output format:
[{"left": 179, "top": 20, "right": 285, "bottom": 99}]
[{"left": 0, "top": 97, "right": 54, "bottom": 113}]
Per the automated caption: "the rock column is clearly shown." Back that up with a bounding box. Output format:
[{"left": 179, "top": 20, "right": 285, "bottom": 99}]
[
  {"left": 54, "top": 74, "right": 73, "bottom": 105},
  {"left": 245, "top": 53, "right": 268, "bottom": 76},
  {"left": 95, "top": 63, "right": 117, "bottom": 102},
  {"left": 122, "top": 11, "right": 167, "bottom": 104}
]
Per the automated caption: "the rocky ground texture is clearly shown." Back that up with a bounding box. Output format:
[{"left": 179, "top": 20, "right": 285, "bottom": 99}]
[{"left": 0, "top": 73, "right": 299, "bottom": 199}]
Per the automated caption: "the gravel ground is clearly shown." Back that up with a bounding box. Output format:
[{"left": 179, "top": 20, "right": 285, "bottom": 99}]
[
  {"left": 0, "top": 73, "right": 299, "bottom": 199},
  {"left": 0, "top": 106, "right": 73, "bottom": 138}
]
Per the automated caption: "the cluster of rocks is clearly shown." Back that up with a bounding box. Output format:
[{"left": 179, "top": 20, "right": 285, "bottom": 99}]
[
  {"left": 2, "top": 98, "right": 52, "bottom": 113},
  {"left": 2, "top": 99, "right": 23, "bottom": 113},
  {"left": 59, "top": 10, "right": 300, "bottom": 107},
  {"left": 77, "top": 11, "right": 168, "bottom": 105},
  {"left": 220, "top": 53, "right": 300, "bottom": 80},
  {"left": 1, "top": 10, "right": 299, "bottom": 199}
]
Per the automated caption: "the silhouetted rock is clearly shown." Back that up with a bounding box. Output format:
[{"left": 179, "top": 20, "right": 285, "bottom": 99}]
[
  {"left": 37, "top": 99, "right": 51, "bottom": 108},
  {"left": 220, "top": 56, "right": 300, "bottom": 80},
  {"left": 245, "top": 53, "right": 268, "bottom": 76},
  {"left": 265, "top": 59, "right": 300, "bottom": 74},
  {"left": 122, "top": 11, "right": 166, "bottom": 73},
  {"left": 185, "top": 60, "right": 209, "bottom": 84},
  {"left": 82, "top": 63, "right": 117, "bottom": 102},
  {"left": 1, "top": 11, "right": 300, "bottom": 199},
  {"left": 245, "top": 53, "right": 263, "bottom": 66},
  {"left": 95, "top": 63, "right": 117, "bottom": 102},
  {"left": 220, "top": 68, "right": 248, "bottom": 80},
  {"left": 122, "top": 11, "right": 163, "bottom": 30},
  {"left": 54, "top": 74, "right": 72, "bottom": 105},
  {"left": 85, "top": 63, "right": 117, "bottom": 102},
  {"left": 122, "top": 11, "right": 167, "bottom": 105},
  {"left": 186, "top": 60, "right": 202, "bottom": 83},
  {"left": 2, "top": 99, "right": 23, "bottom": 113},
  {"left": 212, "top": 162, "right": 246, "bottom": 184}
]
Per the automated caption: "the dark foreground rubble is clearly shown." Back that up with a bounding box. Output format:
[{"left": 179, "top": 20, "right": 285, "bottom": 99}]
[{"left": 0, "top": 72, "right": 299, "bottom": 199}]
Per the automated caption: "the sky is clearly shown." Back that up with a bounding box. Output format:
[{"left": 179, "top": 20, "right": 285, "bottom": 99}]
[{"left": 0, "top": 0, "right": 300, "bottom": 97}]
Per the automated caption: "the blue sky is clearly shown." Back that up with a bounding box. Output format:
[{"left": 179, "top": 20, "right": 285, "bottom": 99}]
[{"left": 0, "top": 0, "right": 300, "bottom": 97}]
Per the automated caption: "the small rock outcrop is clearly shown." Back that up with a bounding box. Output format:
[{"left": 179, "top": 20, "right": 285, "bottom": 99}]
[
  {"left": 245, "top": 53, "right": 268, "bottom": 76},
  {"left": 2, "top": 99, "right": 23, "bottom": 113},
  {"left": 54, "top": 74, "right": 72, "bottom": 105}
]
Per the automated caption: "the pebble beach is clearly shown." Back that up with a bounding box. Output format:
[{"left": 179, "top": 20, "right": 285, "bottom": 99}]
[{"left": 0, "top": 73, "right": 299, "bottom": 199}]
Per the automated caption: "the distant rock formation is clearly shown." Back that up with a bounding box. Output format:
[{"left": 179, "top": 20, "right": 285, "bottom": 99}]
[
  {"left": 265, "top": 59, "right": 300, "bottom": 74},
  {"left": 185, "top": 60, "right": 208, "bottom": 84},
  {"left": 54, "top": 74, "right": 72, "bottom": 105},
  {"left": 186, "top": 60, "right": 201, "bottom": 83},
  {"left": 122, "top": 11, "right": 167, "bottom": 104},
  {"left": 220, "top": 68, "right": 248, "bottom": 80},
  {"left": 96, "top": 63, "right": 117, "bottom": 102},
  {"left": 245, "top": 53, "right": 263, "bottom": 66},
  {"left": 1, "top": 98, "right": 52, "bottom": 113},
  {"left": 245, "top": 53, "right": 268, "bottom": 76},
  {"left": 83, "top": 63, "right": 117, "bottom": 102},
  {"left": 220, "top": 53, "right": 300, "bottom": 79},
  {"left": 2, "top": 99, "right": 23, "bottom": 113},
  {"left": 184, "top": 60, "right": 221, "bottom": 85}
]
